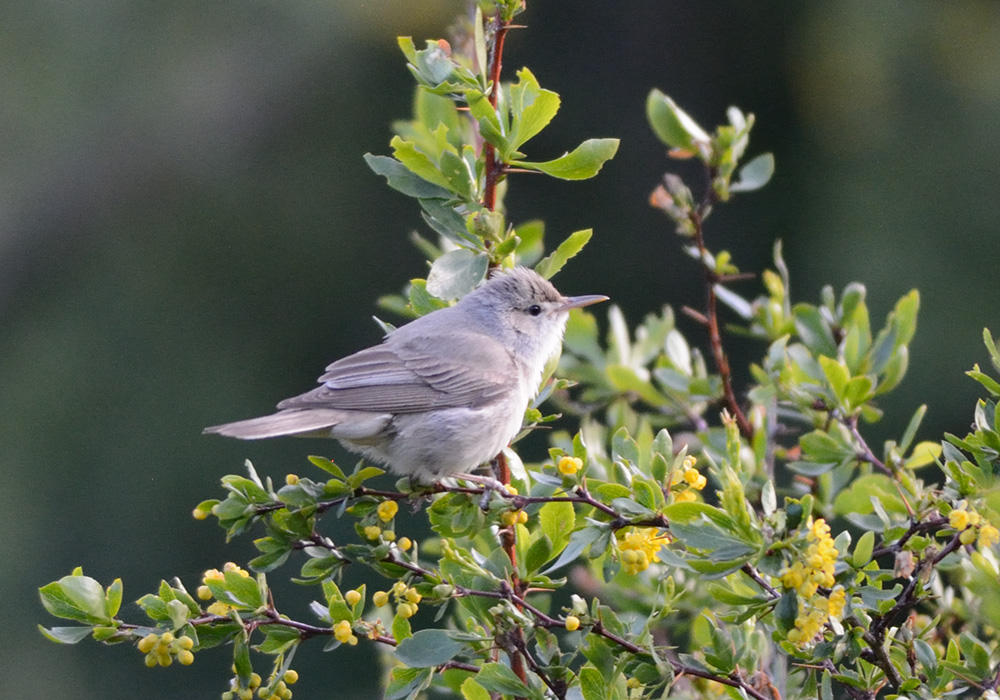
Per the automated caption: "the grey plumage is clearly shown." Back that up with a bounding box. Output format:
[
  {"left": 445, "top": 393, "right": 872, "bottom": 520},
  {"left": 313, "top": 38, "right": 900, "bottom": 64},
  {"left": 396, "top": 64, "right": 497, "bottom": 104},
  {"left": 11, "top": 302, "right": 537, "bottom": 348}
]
[{"left": 204, "top": 267, "right": 606, "bottom": 482}]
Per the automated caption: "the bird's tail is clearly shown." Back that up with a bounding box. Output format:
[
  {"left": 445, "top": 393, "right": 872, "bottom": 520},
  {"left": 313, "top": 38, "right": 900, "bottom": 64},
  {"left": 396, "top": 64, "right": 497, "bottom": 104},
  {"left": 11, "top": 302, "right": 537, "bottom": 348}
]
[{"left": 203, "top": 409, "right": 346, "bottom": 440}]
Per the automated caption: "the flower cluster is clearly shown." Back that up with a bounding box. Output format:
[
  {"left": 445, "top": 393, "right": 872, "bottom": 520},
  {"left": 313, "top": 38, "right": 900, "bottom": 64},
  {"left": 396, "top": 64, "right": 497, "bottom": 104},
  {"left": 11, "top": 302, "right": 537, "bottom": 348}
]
[
  {"left": 137, "top": 631, "right": 194, "bottom": 667},
  {"left": 779, "top": 518, "right": 843, "bottom": 646},
  {"left": 334, "top": 619, "right": 358, "bottom": 646},
  {"left": 949, "top": 506, "right": 1000, "bottom": 548},
  {"left": 221, "top": 669, "right": 298, "bottom": 700},
  {"left": 373, "top": 581, "right": 422, "bottom": 619},
  {"left": 361, "top": 499, "right": 404, "bottom": 543},
  {"left": 198, "top": 562, "right": 251, "bottom": 617},
  {"left": 668, "top": 455, "right": 708, "bottom": 503},
  {"left": 616, "top": 527, "right": 669, "bottom": 575}
]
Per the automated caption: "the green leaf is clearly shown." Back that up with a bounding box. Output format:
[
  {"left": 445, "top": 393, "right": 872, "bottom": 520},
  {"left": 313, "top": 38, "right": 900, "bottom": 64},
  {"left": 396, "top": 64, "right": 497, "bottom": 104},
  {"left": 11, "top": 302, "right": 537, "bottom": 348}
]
[
  {"left": 38, "top": 625, "right": 94, "bottom": 644},
  {"left": 539, "top": 500, "right": 575, "bottom": 554},
  {"left": 892, "top": 290, "right": 920, "bottom": 348},
  {"left": 904, "top": 441, "right": 942, "bottom": 470},
  {"left": 524, "top": 534, "right": 553, "bottom": 576},
  {"left": 223, "top": 571, "right": 264, "bottom": 609},
  {"left": 818, "top": 356, "right": 849, "bottom": 400},
  {"left": 730, "top": 153, "right": 774, "bottom": 192},
  {"left": 843, "top": 375, "right": 875, "bottom": 408},
  {"left": 508, "top": 68, "right": 561, "bottom": 153},
  {"left": 426, "top": 249, "right": 489, "bottom": 300},
  {"left": 984, "top": 328, "right": 1000, "bottom": 374},
  {"left": 476, "top": 662, "right": 533, "bottom": 697},
  {"left": 364, "top": 154, "right": 452, "bottom": 199},
  {"left": 392, "top": 613, "right": 412, "bottom": 642},
  {"left": 467, "top": 92, "right": 508, "bottom": 153},
  {"left": 579, "top": 666, "right": 607, "bottom": 700},
  {"left": 543, "top": 525, "right": 605, "bottom": 574},
  {"left": 853, "top": 530, "right": 875, "bottom": 568},
  {"left": 439, "top": 149, "right": 476, "bottom": 199},
  {"left": 461, "top": 678, "right": 491, "bottom": 700},
  {"left": 775, "top": 591, "right": 798, "bottom": 633},
  {"left": 899, "top": 405, "right": 927, "bottom": 453},
  {"left": 39, "top": 574, "right": 110, "bottom": 624},
  {"left": 606, "top": 364, "right": 670, "bottom": 406},
  {"left": 513, "top": 219, "right": 545, "bottom": 266},
  {"left": 646, "top": 89, "right": 709, "bottom": 151},
  {"left": 534, "top": 229, "right": 593, "bottom": 279},
  {"left": 800, "top": 430, "right": 853, "bottom": 463},
  {"left": 394, "top": 629, "right": 465, "bottom": 668},
  {"left": 519, "top": 139, "right": 619, "bottom": 180},
  {"left": 391, "top": 136, "right": 453, "bottom": 190},
  {"left": 385, "top": 667, "right": 434, "bottom": 700},
  {"left": 793, "top": 304, "right": 837, "bottom": 357},
  {"left": 967, "top": 365, "right": 1000, "bottom": 397}
]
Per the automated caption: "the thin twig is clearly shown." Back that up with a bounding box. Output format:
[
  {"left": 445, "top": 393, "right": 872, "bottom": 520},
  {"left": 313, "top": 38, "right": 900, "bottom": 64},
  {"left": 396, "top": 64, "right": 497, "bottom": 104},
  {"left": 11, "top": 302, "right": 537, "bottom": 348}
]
[{"left": 688, "top": 184, "right": 753, "bottom": 440}]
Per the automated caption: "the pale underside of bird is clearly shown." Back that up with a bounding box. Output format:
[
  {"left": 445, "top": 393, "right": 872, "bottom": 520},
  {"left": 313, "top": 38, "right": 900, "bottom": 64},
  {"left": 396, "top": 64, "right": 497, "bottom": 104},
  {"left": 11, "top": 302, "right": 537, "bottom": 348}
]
[{"left": 204, "top": 267, "right": 607, "bottom": 483}]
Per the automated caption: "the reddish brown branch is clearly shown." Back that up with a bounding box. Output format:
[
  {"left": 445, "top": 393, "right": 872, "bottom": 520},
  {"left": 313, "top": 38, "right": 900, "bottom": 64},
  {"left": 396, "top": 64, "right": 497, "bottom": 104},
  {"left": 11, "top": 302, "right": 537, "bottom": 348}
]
[
  {"left": 689, "top": 202, "right": 753, "bottom": 440},
  {"left": 481, "top": 15, "right": 510, "bottom": 215}
]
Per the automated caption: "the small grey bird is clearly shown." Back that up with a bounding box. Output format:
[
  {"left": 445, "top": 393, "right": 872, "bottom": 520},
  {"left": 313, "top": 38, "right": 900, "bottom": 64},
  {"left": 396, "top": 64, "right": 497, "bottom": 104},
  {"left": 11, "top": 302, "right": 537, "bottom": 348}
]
[{"left": 204, "top": 267, "right": 607, "bottom": 482}]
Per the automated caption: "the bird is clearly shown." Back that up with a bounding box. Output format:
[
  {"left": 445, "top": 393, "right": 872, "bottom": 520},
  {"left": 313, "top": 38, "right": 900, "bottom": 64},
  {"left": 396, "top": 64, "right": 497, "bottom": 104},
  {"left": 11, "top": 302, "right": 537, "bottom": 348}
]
[{"left": 204, "top": 267, "right": 607, "bottom": 483}]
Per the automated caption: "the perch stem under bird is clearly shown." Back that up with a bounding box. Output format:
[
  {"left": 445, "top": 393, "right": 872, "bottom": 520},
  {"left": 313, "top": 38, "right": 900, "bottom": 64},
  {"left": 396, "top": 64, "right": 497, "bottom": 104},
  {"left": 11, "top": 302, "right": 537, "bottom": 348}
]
[{"left": 205, "top": 267, "right": 607, "bottom": 485}]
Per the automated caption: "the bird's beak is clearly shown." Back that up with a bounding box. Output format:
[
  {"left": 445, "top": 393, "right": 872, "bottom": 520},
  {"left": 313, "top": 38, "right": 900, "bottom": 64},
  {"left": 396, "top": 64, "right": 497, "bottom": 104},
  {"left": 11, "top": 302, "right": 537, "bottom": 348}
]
[{"left": 558, "top": 294, "right": 609, "bottom": 312}]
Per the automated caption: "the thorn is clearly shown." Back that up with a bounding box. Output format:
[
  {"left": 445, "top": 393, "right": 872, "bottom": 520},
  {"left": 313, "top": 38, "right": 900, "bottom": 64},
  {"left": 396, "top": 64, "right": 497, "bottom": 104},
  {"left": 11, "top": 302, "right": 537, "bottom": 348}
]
[{"left": 681, "top": 306, "right": 709, "bottom": 326}]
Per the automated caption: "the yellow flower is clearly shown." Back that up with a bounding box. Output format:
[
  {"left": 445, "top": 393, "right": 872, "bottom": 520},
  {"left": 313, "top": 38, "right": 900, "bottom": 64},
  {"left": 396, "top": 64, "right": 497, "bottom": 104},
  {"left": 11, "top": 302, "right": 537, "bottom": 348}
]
[
  {"left": 345, "top": 590, "right": 362, "bottom": 606},
  {"left": 398, "top": 537, "right": 412, "bottom": 551},
  {"left": 285, "top": 473, "right": 299, "bottom": 485},
  {"left": 827, "top": 586, "right": 846, "bottom": 619},
  {"left": 779, "top": 519, "right": 844, "bottom": 647},
  {"left": 949, "top": 509, "right": 970, "bottom": 531},
  {"left": 558, "top": 456, "right": 583, "bottom": 476},
  {"left": 203, "top": 568, "right": 224, "bottom": 583},
  {"left": 207, "top": 601, "right": 233, "bottom": 616},
  {"left": 137, "top": 633, "right": 158, "bottom": 654},
  {"left": 373, "top": 591, "right": 389, "bottom": 607},
  {"left": 618, "top": 527, "right": 668, "bottom": 575},
  {"left": 223, "top": 562, "right": 249, "bottom": 576},
  {"left": 334, "top": 620, "right": 353, "bottom": 644},
  {"left": 672, "top": 490, "right": 696, "bottom": 503},
  {"left": 501, "top": 510, "right": 521, "bottom": 527},
  {"left": 979, "top": 523, "right": 1000, "bottom": 548},
  {"left": 196, "top": 585, "right": 213, "bottom": 601},
  {"left": 363, "top": 525, "right": 382, "bottom": 540},
  {"left": 564, "top": 615, "right": 580, "bottom": 631},
  {"left": 377, "top": 500, "right": 399, "bottom": 522}
]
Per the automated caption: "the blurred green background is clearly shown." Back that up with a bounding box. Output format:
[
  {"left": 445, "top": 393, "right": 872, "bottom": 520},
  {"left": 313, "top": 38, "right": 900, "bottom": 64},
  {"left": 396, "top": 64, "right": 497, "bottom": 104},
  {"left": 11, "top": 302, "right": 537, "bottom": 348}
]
[{"left": 6, "top": 2, "right": 999, "bottom": 698}]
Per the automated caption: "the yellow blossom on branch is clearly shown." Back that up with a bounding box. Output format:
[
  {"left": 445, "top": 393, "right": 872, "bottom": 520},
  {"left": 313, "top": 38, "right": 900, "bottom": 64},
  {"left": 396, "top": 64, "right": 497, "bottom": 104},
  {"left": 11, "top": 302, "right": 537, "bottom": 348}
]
[
  {"left": 377, "top": 500, "right": 399, "bottom": 522},
  {"left": 617, "top": 527, "right": 669, "bottom": 575}
]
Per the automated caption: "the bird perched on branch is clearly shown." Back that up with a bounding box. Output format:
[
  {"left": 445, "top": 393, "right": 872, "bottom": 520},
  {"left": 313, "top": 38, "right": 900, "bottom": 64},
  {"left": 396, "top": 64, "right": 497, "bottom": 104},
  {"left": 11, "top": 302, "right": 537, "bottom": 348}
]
[{"left": 205, "top": 267, "right": 607, "bottom": 483}]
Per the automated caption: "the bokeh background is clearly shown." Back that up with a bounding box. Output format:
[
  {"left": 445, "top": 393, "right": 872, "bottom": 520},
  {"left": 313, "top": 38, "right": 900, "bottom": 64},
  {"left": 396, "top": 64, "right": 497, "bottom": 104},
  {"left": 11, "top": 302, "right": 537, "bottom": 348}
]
[{"left": 5, "top": 2, "right": 999, "bottom": 698}]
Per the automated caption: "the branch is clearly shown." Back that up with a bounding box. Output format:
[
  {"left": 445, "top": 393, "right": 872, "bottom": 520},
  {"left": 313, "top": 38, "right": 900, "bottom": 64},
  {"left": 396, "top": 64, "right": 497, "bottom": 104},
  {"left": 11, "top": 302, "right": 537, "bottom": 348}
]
[
  {"left": 845, "top": 414, "right": 893, "bottom": 477},
  {"left": 688, "top": 183, "right": 753, "bottom": 440}
]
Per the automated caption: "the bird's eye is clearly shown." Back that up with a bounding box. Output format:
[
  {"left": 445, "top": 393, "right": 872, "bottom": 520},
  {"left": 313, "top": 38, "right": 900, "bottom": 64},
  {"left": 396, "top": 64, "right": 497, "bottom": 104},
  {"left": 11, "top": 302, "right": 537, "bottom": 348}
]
[{"left": 527, "top": 304, "right": 543, "bottom": 316}]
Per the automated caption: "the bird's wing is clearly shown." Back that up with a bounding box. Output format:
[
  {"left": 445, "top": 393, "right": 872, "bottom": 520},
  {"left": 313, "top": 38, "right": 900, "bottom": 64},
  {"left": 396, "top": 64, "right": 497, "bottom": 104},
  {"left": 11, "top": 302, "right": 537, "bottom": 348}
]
[{"left": 275, "top": 333, "right": 516, "bottom": 414}]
